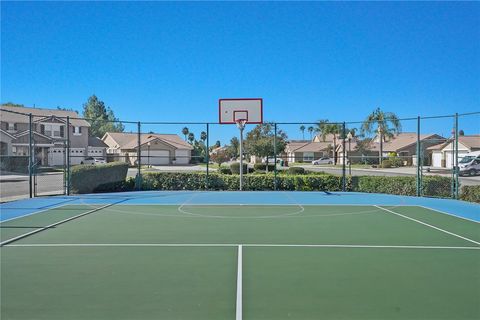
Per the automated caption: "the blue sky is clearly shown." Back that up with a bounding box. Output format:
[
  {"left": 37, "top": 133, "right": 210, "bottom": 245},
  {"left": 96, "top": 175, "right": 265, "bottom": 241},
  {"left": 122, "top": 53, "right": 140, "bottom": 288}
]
[{"left": 1, "top": 2, "right": 479, "bottom": 142}]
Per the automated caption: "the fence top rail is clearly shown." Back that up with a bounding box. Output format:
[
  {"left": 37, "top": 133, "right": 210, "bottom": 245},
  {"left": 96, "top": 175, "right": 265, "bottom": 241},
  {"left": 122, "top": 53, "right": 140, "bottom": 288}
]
[{"left": 1, "top": 108, "right": 478, "bottom": 125}]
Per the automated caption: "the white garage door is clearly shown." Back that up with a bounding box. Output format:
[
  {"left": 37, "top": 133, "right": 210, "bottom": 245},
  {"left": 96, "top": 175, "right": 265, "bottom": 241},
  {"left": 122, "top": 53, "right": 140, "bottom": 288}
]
[
  {"left": 48, "top": 148, "right": 65, "bottom": 166},
  {"left": 175, "top": 150, "right": 190, "bottom": 165},
  {"left": 432, "top": 152, "right": 443, "bottom": 168},
  {"left": 142, "top": 150, "right": 169, "bottom": 165}
]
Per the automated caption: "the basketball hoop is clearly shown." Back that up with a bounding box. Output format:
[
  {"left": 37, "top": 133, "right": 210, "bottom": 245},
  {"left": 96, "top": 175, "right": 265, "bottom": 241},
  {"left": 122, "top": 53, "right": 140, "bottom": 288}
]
[
  {"left": 218, "top": 98, "right": 263, "bottom": 191},
  {"left": 235, "top": 119, "right": 247, "bottom": 130}
]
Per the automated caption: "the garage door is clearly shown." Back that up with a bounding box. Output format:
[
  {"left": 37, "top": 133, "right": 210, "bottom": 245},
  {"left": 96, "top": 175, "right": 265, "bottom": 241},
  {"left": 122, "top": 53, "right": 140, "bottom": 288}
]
[
  {"left": 432, "top": 152, "right": 443, "bottom": 168},
  {"left": 141, "top": 150, "right": 169, "bottom": 165},
  {"left": 175, "top": 150, "right": 190, "bottom": 165}
]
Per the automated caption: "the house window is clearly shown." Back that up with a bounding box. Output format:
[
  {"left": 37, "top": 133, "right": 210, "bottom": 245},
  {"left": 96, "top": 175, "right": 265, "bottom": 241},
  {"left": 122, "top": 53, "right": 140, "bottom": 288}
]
[
  {"left": 303, "top": 152, "right": 314, "bottom": 162},
  {"left": 8, "top": 123, "right": 17, "bottom": 131},
  {"left": 73, "top": 127, "right": 82, "bottom": 135}
]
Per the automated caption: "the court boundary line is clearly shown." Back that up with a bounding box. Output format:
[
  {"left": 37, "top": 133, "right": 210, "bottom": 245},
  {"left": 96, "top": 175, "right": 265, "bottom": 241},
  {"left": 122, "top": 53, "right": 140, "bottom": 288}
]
[
  {"left": 416, "top": 205, "right": 480, "bottom": 224},
  {"left": 0, "top": 200, "right": 127, "bottom": 247},
  {"left": 4, "top": 243, "right": 479, "bottom": 250},
  {"left": 0, "top": 198, "right": 78, "bottom": 224},
  {"left": 375, "top": 205, "right": 480, "bottom": 246},
  {"left": 236, "top": 245, "right": 242, "bottom": 320}
]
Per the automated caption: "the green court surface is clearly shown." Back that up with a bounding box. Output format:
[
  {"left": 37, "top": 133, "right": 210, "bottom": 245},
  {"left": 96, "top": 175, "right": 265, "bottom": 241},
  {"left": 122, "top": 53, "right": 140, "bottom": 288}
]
[{"left": 1, "top": 204, "right": 479, "bottom": 319}]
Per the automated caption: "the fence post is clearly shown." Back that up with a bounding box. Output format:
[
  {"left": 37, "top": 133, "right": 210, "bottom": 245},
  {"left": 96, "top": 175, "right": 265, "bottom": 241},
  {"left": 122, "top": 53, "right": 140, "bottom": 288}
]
[
  {"left": 274, "top": 123, "right": 277, "bottom": 191},
  {"left": 136, "top": 121, "right": 142, "bottom": 190},
  {"left": 455, "top": 113, "right": 459, "bottom": 199},
  {"left": 28, "top": 113, "right": 33, "bottom": 198},
  {"left": 206, "top": 123, "right": 209, "bottom": 190},
  {"left": 416, "top": 116, "right": 421, "bottom": 197},
  {"left": 66, "top": 116, "right": 71, "bottom": 195},
  {"left": 342, "top": 122, "right": 346, "bottom": 192}
]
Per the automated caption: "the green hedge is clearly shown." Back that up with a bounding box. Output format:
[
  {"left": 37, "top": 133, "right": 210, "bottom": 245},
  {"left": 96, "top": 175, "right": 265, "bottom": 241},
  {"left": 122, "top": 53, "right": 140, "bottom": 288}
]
[
  {"left": 253, "top": 163, "right": 275, "bottom": 172},
  {"left": 71, "top": 162, "right": 129, "bottom": 194},
  {"left": 0, "top": 156, "right": 29, "bottom": 173},
  {"left": 218, "top": 167, "right": 232, "bottom": 175},
  {"left": 230, "top": 163, "right": 248, "bottom": 174},
  {"left": 460, "top": 185, "right": 480, "bottom": 203},
  {"left": 141, "top": 172, "right": 346, "bottom": 191},
  {"left": 93, "top": 171, "right": 478, "bottom": 202},
  {"left": 288, "top": 167, "right": 306, "bottom": 174},
  {"left": 352, "top": 175, "right": 451, "bottom": 198}
]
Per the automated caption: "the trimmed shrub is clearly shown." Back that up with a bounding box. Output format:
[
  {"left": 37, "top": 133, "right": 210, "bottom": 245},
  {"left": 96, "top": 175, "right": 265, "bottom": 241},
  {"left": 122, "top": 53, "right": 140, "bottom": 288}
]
[
  {"left": 460, "top": 185, "right": 480, "bottom": 203},
  {"left": 93, "top": 177, "right": 136, "bottom": 193},
  {"left": 230, "top": 162, "right": 248, "bottom": 174},
  {"left": 218, "top": 167, "right": 232, "bottom": 175},
  {"left": 380, "top": 160, "right": 393, "bottom": 168},
  {"left": 71, "top": 162, "right": 129, "bottom": 194},
  {"left": 288, "top": 167, "right": 305, "bottom": 174},
  {"left": 253, "top": 163, "right": 275, "bottom": 172}
]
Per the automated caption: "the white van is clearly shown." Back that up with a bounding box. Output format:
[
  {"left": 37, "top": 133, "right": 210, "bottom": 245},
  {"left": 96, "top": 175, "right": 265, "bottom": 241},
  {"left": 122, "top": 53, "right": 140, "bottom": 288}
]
[{"left": 458, "top": 151, "right": 480, "bottom": 176}]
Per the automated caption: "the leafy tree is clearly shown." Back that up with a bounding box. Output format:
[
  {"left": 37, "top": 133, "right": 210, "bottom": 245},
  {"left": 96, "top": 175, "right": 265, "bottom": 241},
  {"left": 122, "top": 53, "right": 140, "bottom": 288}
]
[
  {"left": 215, "top": 140, "right": 221, "bottom": 148},
  {"left": 1, "top": 102, "right": 25, "bottom": 108},
  {"left": 315, "top": 119, "right": 342, "bottom": 164},
  {"left": 299, "top": 125, "right": 306, "bottom": 140},
  {"left": 200, "top": 131, "right": 207, "bottom": 142},
  {"left": 360, "top": 107, "right": 401, "bottom": 165},
  {"left": 188, "top": 132, "right": 195, "bottom": 144},
  {"left": 307, "top": 126, "right": 314, "bottom": 140},
  {"left": 182, "top": 127, "right": 189, "bottom": 141},
  {"left": 210, "top": 148, "right": 229, "bottom": 167},
  {"left": 226, "top": 137, "right": 240, "bottom": 158},
  {"left": 82, "top": 95, "right": 124, "bottom": 137},
  {"left": 244, "top": 122, "right": 287, "bottom": 166}
]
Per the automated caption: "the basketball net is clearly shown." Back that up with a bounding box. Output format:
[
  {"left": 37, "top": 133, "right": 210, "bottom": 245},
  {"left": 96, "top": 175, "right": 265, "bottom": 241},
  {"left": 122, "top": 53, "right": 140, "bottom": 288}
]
[{"left": 235, "top": 119, "right": 247, "bottom": 130}]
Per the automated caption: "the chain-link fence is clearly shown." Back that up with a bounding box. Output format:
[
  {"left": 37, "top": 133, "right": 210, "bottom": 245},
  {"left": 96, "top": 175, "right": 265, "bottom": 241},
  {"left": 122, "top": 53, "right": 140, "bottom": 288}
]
[{"left": 0, "top": 107, "right": 478, "bottom": 201}]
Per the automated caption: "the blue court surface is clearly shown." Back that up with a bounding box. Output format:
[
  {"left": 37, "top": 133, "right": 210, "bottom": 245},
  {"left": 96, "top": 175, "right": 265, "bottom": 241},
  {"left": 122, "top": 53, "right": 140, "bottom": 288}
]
[{"left": 1, "top": 191, "right": 479, "bottom": 223}]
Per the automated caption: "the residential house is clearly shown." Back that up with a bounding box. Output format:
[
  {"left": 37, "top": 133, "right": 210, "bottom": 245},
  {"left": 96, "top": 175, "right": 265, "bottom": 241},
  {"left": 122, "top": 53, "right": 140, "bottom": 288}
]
[
  {"left": 0, "top": 105, "right": 103, "bottom": 166},
  {"left": 102, "top": 132, "right": 193, "bottom": 165},
  {"left": 336, "top": 139, "right": 380, "bottom": 164},
  {"left": 428, "top": 135, "right": 480, "bottom": 168},
  {"left": 380, "top": 133, "right": 445, "bottom": 165},
  {"left": 284, "top": 140, "right": 333, "bottom": 163},
  {"left": 336, "top": 133, "right": 445, "bottom": 165}
]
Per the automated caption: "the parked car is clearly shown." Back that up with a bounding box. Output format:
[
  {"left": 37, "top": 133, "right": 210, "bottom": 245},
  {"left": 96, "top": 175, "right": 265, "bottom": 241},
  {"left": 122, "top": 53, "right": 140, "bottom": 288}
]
[
  {"left": 458, "top": 151, "right": 480, "bottom": 176},
  {"left": 81, "top": 157, "right": 106, "bottom": 165},
  {"left": 312, "top": 157, "right": 333, "bottom": 165}
]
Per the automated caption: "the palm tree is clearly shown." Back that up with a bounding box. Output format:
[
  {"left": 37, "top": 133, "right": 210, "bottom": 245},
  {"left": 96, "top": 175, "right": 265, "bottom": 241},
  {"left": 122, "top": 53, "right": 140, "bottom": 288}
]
[
  {"left": 315, "top": 120, "right": 342, "bottom": 165},
  {"left": 307, "top": 126, "right": 314, "bottom": 140},
  {"left": 200, "top": 131, "right": 207, "bottom": 142},
  {"left": 188, "top": 132, "right": 195, "bottom": 144},
  {"left": 299, "top": 125, "right": 306, "bottom": 140},
  {"left": 182, "top": 127, "right": 189, "bottom": 141},
  {"left": 360, "top": 107, "right": 401, "bottom": 165}
]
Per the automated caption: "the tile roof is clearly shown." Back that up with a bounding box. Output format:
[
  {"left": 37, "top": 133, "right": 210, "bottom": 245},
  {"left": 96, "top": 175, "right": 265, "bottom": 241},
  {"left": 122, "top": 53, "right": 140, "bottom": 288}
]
[
  {"left": 0, "top": 105, "right": 90, "bottom": 127},
  {"left": 104, "top": 132, "right": 193, "bottom": 150},
  {"left": 88, "top": 137, "right": 109, "bottom": 148}
]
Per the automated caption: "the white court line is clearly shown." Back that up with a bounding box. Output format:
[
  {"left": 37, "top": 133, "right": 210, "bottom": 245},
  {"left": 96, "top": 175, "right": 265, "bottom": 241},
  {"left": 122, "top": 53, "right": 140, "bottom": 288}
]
[
  {"left": 417, "top": 205, "right": 480, "bottom": 224},
  {"left": 374, "top": 205, "right": 480, "bottom": 246},
  {"left": 0, "top": 201, "right": 125, "bottom": 247},
  {"left": 4, "top": 243, "right": 479, "bottom": 250},
  {"left": 236, "top": 245, "right": 243, "bottom": 320},
  {"left": 0, "top": 199, "right": 78, "bottom": 224}
]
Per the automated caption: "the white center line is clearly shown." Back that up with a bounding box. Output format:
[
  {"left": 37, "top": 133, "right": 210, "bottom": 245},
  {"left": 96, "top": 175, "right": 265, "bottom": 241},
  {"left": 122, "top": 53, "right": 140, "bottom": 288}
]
[
  {"left": 374, "top": 205, "right": 480, "bottom": 246},
  {"left": 236, "top": 245, "right": 243, "bottom": 320}
]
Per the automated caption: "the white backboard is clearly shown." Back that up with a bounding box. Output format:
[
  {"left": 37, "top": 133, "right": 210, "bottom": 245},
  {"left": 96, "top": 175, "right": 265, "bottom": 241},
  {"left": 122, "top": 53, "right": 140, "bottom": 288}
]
[{"left": 219, "top": 98, "right": 263, "bottom": 124}]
